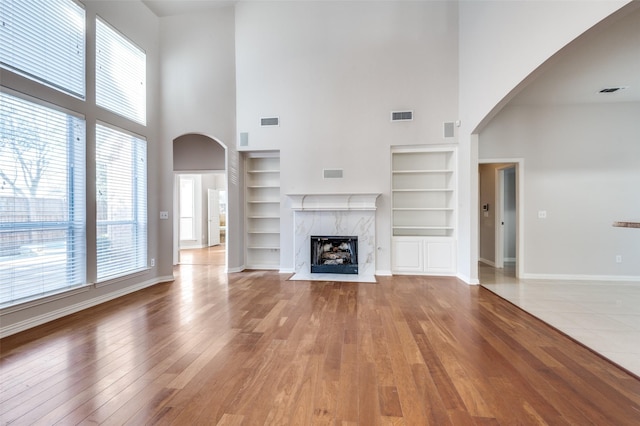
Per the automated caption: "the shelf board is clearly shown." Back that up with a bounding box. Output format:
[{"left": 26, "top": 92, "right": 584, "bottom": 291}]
[
  {"left": 392, "top": 188, "right": 453, "bottom": 192},
  {"left": 393, "top": 169, "right": 454, "bottom": 174},
  {"left": 247, "top": 230, "right": 280, "bottom": 234},
  {"left": 247, "top": 200, "right": 280, "bottom": 204},
  {"left": 247, "top": 170, "right": 280, "bottom": 174},
  {"left": 247, "top": 215, "right": 280, "bottom": 219},
  {"left": 392, "top": 226, "right": 454, "bottom": 230},
  {"left": 393, "top": 208, "right": 453, "bottom": 211},
  {"left": 247, "top": 185, "right": 280, "bottom": 189},
  {"left": 247, "top": 246, "right": 280, "bottom": 250}
]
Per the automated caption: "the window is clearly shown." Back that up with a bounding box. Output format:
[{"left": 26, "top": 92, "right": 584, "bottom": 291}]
[
  {"left": 0, "top": 91, "right": 86, "bottom": 307},
  {"left": 0, "top": 0, "right": 85, "bottom": 98},
  {"left": 96, "top": 17, "right": 146, "bottom": 124},
  {"left": 96, "top": 124, "right": 147, "bottom": 281}
]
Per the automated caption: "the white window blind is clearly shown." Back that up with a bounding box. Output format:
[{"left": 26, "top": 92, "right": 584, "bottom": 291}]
[
  {"left": 96, "top": 17, "right": 146, "bottom": 125},
  {"left": 0, "top": 0, "right": 85, "bottom": 98},
  {"left": 96, "top": 124, "right": 147, "bottom": 281},
  {"left": 0, "top": 91, "right": 86, "bottom": 307}
]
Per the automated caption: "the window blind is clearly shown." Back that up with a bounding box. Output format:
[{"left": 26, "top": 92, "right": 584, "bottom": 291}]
[
  {"left": 0, "top": 0, "right": 85, "bottom": 98},
  {"left": 96, "top": 124, "right": 147, "bottom": 281},
  {"left": 96, "top": 17, "right": 146, "bottom": 125},
  {"left": 0, "top": 91, "right": 86, "bottom": 307}
]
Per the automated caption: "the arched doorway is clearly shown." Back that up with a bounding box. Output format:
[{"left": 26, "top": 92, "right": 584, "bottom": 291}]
[{"left": 172, "top": 133, "right": 227, "bottom": 268}]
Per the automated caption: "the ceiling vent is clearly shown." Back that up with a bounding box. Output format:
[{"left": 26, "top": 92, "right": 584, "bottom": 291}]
[
  {"left": 260, "top": 117, "right": 279, "bottom": 126},
  {"left": 599, "top": 86, "right": 628, "bottom": 94},
  {"left": 391, "top": 111, "right": 413, "bottom": 121}
]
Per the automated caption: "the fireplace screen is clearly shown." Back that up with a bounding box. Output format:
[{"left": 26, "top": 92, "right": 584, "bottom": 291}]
[{"left": 310, "top": 236, "right": 358, "bottom": 274}]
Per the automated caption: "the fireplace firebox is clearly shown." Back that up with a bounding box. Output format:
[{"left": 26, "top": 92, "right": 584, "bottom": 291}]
[{"left": 310, "top": 236, "right": 358, "bottom": 274}]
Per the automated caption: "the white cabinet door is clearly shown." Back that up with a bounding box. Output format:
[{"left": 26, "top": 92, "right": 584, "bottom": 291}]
[
  {"left": 425, "top": 239, "right": 455, "bottom": 274},
  {"left": 392, "top": 237, "right": 424, "bottom": 272}
]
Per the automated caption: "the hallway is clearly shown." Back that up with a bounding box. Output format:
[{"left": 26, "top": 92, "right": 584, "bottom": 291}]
[{"left": 480, "top": 262, "right": 640, "bottom": 377}]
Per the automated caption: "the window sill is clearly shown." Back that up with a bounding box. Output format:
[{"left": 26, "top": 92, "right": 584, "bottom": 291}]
[
  {"left": 0, "top": 285, "right": 91, "bottom": 314},
  {"left": 94, "top": 267, "right": 151, "bottom": 288}
]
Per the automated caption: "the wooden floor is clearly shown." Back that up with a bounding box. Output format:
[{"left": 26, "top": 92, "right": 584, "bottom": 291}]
[{"left": 1, "top": 247, "right": 639, "bottom": 425}]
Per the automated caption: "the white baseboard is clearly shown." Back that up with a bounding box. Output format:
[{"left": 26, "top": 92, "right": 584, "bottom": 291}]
[
  {"left": 279, "top": 268, "right": 295, "bottom": 274},
  {"left": 479, "top": 258, "right": 496, "bottom": 267},
  {"left": 375, "top": 270, "right": 393, "bottom": 276},
  {"left": 521, "top": 273, "right": 640, "bottom": 283},
  {"left": 227, "top": 265, "right": 245, "bottom": 273},
  {"left": 457, "top": 272, "right": 480, "bottom": 285},
  {"left": 0, "top": 275, "right": 174, "bottom": 339}
]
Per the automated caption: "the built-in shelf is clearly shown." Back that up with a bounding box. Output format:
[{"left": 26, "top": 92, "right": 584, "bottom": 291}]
[
  {"left": 391, "top": 146, "right": 457, "bottom": 275},
  {"left": 245, "top": 153, "right": 280, "bottom": 270}
]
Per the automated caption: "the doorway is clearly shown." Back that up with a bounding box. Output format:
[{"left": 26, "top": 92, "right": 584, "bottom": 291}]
[
  {"left": 172, "top": 133, "right": 228, "bottom": 269},
  {"left": 478, "top": 159, "right": 524, "bottom": 278}
]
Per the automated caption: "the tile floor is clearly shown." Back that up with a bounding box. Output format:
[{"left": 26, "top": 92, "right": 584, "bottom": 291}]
[{"left": 480, "top": 262, "right": 640, "bottom": 378}]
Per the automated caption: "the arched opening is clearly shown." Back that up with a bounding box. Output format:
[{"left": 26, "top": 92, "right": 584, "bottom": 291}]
[{"left": 172, "top": 133, "right": 228, "bottom": 268}]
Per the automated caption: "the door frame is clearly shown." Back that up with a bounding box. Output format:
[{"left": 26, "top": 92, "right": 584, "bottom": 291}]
[{"left": 479, "top": 158, "right": 525, "bottom": 278}]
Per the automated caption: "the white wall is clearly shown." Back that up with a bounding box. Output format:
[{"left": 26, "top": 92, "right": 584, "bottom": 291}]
[
  {"left": 457, "top": 0, "right": 631, "bottom": 283},
  {"left": 480, "top": 102, "right": 640, "bottom": 279},
  {"left": 235, "top": 1, "right": 459, "bottom": 273},
  {"left": 159, "top": 6, "right": 242, "bottom": 270}
]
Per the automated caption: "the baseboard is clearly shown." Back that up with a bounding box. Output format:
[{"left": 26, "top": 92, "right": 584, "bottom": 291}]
[
  {"left": 457, "top": 272, "right": 480, "bottom": 285},
  {"left": 479, "top": 258, "right": 496, "bottom": 267},
  {"left": 279, "top": 268, "right": 295, "bottom": 274},
  {"left": 227, "top": 265, "right": 245, "bottom": 273},
  {"left": 520, "top": 273, "right": 640, "bottom": 283},
  {"left": 375, "top": 270, "right": 393, "bottom": 276},
  {"left": 0, "top": 275, "right": 174, "bottom": 339}
]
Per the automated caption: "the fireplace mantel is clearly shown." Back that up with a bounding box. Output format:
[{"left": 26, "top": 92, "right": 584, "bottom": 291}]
[
  {"left": 288, "top": 193, "right": 380, "bottom": 283},
  {"left": 287, "top": 193, "right": 380, "bottom": 211}
]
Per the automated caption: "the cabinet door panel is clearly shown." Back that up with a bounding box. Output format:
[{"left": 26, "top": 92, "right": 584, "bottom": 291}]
[
  {"left": 425, "top": 240, "right": 455, "bottom": 273},
  {"left": 392, "top": 238, "right": 424, "bottom": 272}
]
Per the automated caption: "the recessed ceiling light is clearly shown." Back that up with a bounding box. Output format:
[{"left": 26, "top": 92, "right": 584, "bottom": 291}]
[{"left": 599, "top": 86, "right": 628, "bottom": 93}]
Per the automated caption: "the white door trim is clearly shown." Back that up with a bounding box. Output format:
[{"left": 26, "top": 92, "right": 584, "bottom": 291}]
[{"left": 479, "top": 158, "right": 525, "bottom": 278}]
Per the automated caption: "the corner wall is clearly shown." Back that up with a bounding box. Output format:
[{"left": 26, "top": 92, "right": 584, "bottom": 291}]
[
  {"left": 480, "top": 102, "right": 640, "bottom": 279},
  {"left": 457, "top": 0, "right": 632, "bottom": 283}
]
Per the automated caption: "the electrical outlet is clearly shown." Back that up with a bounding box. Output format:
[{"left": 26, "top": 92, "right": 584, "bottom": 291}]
[
  {"left": 151, "top": 258, "right": 155, "bottom": 267},
  {"left": 616, "top": 255, "right": 622, "bottom": 263},
  {"left": 538, "top": 210, "right": 547, "bottom": 219},
  {"left": 160, "top": 211, "right": 169, "bottom": 220}
]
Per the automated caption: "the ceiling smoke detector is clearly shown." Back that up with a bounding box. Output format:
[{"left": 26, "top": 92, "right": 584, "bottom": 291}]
[{"left": 599, "top": 86, "right": 628, "bottom": 94}]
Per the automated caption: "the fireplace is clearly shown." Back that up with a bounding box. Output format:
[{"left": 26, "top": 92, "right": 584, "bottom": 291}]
[
  {"left": 287, "top": 193, "right": 380, "bottom": 282},
  {"left": 310, "top": 236, "right": 358, "bottom": 274}
]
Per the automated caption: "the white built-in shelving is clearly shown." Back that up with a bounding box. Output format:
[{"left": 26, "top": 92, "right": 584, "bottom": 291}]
[
  {"left": 245, "top": 153, "right": 280, "bottom": 269},
  {"left": 391, "top": 146, "right": 457, "bottom": 275}
]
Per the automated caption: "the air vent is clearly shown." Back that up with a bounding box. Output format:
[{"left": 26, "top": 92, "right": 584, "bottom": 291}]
[
  {"left": 323, "top": 169, "right": 343, "bottom": 179},
  {"left": 391, "top": 111, "right": 413, "bottom": 121},
  {"left": 443, "top": 122, "right": 455, "bottom": 138},
  {"left": 599, "top": 86, "right": 628, "bottom": 94},
  {"left": 239, "top": 132, "right": 249, "bottom": 147},
  {"left": 260, "top": 117, "right": 279, "bottom": 126}
]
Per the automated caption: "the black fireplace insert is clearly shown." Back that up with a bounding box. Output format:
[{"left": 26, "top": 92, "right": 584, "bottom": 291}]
[{"left": 310, "top": 236, "right": 358, "bottom": 274}]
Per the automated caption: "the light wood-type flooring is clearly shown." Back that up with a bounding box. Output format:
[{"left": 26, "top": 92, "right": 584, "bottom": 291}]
[{"left": 1, "top": 246, "right": 639, "bottom": 425}]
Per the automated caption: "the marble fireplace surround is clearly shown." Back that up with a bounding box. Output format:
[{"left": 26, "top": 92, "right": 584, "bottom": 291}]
[{"left": 287, "top": 193, "right": 380, "bottom": 283}]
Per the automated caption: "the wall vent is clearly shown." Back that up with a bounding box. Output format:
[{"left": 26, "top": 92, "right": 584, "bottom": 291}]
[
  {"left": 323, "top": 169, "right": 343, "bottom": 179},
  {"left": 443, "top": 122, "right": 455, "bottom": 138},
  {"left": 239, "top": 132, "right": 249, "bottom": 147},
  {"left": 391, "top": 111, "right": 413, "bottom": 121},
  {"left": 599, "top": 86, "right": 627, "bottom": 94},
  {"left": 260, "top": 117, "right": 279, "bottom": 126}
]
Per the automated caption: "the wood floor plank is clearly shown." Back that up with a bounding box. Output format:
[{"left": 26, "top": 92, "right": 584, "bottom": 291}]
[{"left": 1, "top": 246, "right": 639, "bottom": 425}]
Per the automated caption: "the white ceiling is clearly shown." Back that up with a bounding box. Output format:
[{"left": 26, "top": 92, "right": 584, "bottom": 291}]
[{"left": 142, "top": 1, "right": 640, "bottom": 105}]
